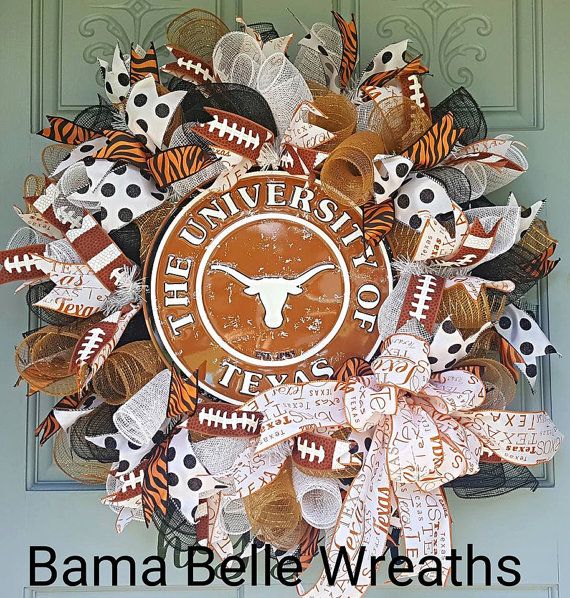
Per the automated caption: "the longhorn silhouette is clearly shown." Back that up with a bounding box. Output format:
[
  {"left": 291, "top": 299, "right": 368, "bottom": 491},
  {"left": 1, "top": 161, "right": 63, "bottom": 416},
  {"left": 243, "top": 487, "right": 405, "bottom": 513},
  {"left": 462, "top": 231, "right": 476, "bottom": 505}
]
[{"left": 211, "top": 263, "right": 336, "bottom": 329}]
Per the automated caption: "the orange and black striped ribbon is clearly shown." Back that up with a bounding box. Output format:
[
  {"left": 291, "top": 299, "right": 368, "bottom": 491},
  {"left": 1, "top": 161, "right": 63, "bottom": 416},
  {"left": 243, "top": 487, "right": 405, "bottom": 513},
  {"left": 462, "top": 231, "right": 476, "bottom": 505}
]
[
  {"left": 362, "top": 199, "right": 395, "bottom": 247},
  {"left": 142, "top": 435, "right": 170, "bottom": 525},
  {"left": 130, "top": 43, "right": 160, "bottom": 84},
  {"left": 334, "top": 356, "right": 374, "bottom": 380},
  {"left": 167, "top": 366, "right": 198, "bottom": 418},
  {"left": 524, "top": 243, "right": 559, "bottom": 279},
  {"left": 360, "top": 57, "right": 429, "bottom": 94},
  {"left": 332, "top": 11, "right": 358, "bottom": 89},
  {"left": 402, "top": 113, "right": 462, "bottom": 170},
  {"left": 147, "top": 145, "right": 218, "bottom": 187},
  {"left": 34, "top": 394, "right": 83, "bottom": 446},
  {"left": 37, "top": 116, "right": 102, "bottom": 145},
  {"left": 298, "top": 526, "right": 321, "bottom": 572},
  {"left": 96, "top": 129, "right": 153, "bottom": 168},
  {"left": 498, "top": 335, "right": 522, "bottom": 382}
]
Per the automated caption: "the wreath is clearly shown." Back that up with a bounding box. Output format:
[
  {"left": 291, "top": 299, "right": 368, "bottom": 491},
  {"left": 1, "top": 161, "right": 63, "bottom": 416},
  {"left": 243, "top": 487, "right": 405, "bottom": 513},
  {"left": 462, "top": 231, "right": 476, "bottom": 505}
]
[{"left": 2, "top": 7, "right": 563, "bottom": 595}]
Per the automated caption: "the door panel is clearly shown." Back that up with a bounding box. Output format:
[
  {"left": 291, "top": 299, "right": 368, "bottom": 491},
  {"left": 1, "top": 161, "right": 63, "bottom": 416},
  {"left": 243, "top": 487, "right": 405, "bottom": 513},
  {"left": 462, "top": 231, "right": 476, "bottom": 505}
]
[{"left": 1, "top": 1, "right": 568, "bottom": 597}]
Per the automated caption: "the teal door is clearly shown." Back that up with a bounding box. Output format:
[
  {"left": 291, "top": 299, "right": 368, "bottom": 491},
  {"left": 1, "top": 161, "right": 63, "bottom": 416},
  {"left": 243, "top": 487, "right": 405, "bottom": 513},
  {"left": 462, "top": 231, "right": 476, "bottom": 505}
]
[{"left": 1, "top": 1, "right": 568, "bottom": 597}]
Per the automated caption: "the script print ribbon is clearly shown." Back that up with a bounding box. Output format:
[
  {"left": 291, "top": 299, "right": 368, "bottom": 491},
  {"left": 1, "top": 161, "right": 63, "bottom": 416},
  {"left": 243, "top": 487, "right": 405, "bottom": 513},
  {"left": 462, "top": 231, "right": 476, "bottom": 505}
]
[{"left": 234, "top": 332, "right": 562, "bottom": 597}]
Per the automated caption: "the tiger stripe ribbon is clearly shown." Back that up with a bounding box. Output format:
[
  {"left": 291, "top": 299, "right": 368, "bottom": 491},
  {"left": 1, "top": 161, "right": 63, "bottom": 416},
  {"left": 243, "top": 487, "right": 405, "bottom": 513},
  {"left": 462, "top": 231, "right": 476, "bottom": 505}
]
[
  {"left": 37, "top": 116, "right": 102, "bottom": 145},
  {"left": 147, "top": 144, "right": 218, "bottom": 187},
  {"left": 332, "top": 11, "right": 358, "bottom": 89},
  {"left": 34, "top": 394, "right": 83, "bottom": 445},
  {"left": 142, "top": 435, "right": 170, "bottom": 525},
  {"left": 231, "top": 332, "right": 562, "bottom": 597},
  {"left": 130, "top": 42, "right": 159, "bottom": 84},
  {"left": 96, "top": 130, "right": 153, "bottom": 168},
  {"left": 360, "top": 56, "right": 429, "bottom": 98},
  {"left": 167, "top": 366, "right": 199, "bottom": 418},
  {"left": 362, "top": 199, "right": 395, "bottom": 247},
  {"left": 402, "top": 113, "right": 462, "bottom": 170}
]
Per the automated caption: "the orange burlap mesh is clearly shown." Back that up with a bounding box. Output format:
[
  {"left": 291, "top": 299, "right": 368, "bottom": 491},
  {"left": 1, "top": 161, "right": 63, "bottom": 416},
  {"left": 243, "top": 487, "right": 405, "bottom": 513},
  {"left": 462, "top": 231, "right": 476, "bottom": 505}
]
[
  {"left": 23, "top": 174, "right": 47, "bottom": 199},
  {"left": 368, "top": 96, "right": 431, "bottom": 154},
  {"left": 41, "top": 144, "right": 73, "bottom": 178},
  {"left": 385, "top": 220, "right": 421, "bottom": 260},
  {"left": 166, "top": 8, "right": 229, "bottom": 63},
  {"left": 437, "top": 285, "right": 494, "bottom": 330},
  {"left": 307, "top": 83, "right": 357, "bottom": 152},
  {"left": 243, "top": 459, "right": 308, "bottom": 551},
  {"left": 16, "top": 317, "right": 101, "bottom": 397},
  {"left": 458, "top": 357, "right": 516, "bottom": 409},
  {"left": 519, "top": 218, "right": 557, "bottom": 256},
  {"left": 320, "top": 131, "right": 386, "bottom": 207},
  {"left": 487, "top": 291, "right": 508, "bottom": 322},
  {"left": 52, "top": 429, "right": 111, "bottom": 484},
  {"left": 91, "top": 340, "right": 164, "bottom": 405},
  {"left": 464, "top": 327, "right": 496, "bottom": 359},
  {"left": 135, "top": 202, "right": 173, "bottom": 261}
]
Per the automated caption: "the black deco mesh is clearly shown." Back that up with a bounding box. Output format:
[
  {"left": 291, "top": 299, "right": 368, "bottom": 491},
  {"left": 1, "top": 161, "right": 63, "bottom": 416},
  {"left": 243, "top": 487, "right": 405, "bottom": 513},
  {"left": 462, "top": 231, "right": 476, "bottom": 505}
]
[
  {"left": 167, "top": 79, "right": 211, "bottom": 123},
  {"left": 446, "top": 462, "right": 539, "bottom": 498},
  {"left": 200, "top": 83, "right": 278, "bottom": 135},
  {"left": 152, "top": 499, "right": 197, "bottom": 551},
  {"left": 169, "top": 122, "right": 214, "bottom": 153},
  {"left": 474, "top": 248, "right": 544, "bottom": 304},
  {"left": 463, "top": 195, "right": 494, "bottom": 210},
  {"left": 68, "top": 403, "right": 119, "bottom": 462},
  {"left": 168, "top": 80, "right": 278, "bottom": 136},
  {"left": 26, "top": 281, "right": 78, "bottom": 326},
  {"left": 245, "top": 21, "right": 280, "bottom": 43},
  {"left": 425, "top": 166, "right": 472, "bottom": 205},
  {"left": 73, "top": 95, "right": 117, "bottom": 131},
  {"left": 108, "top": 220, "right": 142, "bottom": 266},
  {"left": 115, "top": 310, "right": 151, "bottom": 348},
  {"left": 431, "top": 86, "right": 487, "bottom": 146}
]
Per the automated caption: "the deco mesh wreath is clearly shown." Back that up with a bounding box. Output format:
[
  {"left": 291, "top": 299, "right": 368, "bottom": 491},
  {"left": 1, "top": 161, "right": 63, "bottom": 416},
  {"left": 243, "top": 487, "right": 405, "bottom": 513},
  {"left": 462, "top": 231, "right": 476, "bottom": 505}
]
[{"left": 2, "top": 7, "right": 564, "bottom": 594}]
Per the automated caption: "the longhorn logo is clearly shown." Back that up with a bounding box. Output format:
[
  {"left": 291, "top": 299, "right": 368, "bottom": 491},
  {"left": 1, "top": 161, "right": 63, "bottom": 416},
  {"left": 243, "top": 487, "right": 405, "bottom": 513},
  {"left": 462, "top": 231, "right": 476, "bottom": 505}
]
[{"left": 211, "top": 263, "right": 336, "bottom": 329}]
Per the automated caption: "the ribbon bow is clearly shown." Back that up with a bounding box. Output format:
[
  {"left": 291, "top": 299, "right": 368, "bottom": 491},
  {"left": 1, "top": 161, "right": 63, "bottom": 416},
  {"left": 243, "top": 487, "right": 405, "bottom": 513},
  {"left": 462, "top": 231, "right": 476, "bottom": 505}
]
[{"left": 233, "top": 331, "right": 561, "bottom": 596}]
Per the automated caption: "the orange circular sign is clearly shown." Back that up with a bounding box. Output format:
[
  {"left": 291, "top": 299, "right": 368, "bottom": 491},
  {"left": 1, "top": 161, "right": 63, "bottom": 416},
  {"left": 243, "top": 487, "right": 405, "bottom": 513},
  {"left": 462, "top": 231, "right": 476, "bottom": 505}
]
[{"left": 145, "top": 172, "right": 392, "bottom": 404}]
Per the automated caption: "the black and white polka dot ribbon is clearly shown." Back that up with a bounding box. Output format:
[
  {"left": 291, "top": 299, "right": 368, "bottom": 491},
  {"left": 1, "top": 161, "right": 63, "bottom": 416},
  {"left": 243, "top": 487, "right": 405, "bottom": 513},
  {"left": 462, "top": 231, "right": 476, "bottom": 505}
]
[{"left": 495, "top": 303, "right": 557, "bottom": 387}]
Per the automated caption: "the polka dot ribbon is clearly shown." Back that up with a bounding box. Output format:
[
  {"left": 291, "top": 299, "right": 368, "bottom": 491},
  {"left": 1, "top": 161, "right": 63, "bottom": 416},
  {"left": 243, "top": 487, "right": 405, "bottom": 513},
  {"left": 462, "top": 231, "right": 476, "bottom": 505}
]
[{"left": 495, "top": 303, "right": 558, "bottom": 387}]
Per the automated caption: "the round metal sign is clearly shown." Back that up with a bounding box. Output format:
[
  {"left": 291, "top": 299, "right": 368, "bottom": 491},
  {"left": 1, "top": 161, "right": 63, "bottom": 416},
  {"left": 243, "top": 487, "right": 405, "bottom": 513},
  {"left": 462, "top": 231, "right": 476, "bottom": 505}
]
[{"left": 145, "top": 171, "right": 392, "bottom": 403}]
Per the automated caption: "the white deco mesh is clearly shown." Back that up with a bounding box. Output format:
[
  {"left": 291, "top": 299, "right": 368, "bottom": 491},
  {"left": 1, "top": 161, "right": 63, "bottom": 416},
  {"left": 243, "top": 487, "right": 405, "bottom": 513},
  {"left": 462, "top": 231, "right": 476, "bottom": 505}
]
[
  {"left": 113, "top": 369, "right": 170, "bottom": 446},
  {"left": 44, "top": 238, "right": 82, "bottom": 263},
  {"left": 458, "top": 161, "right": 486, "bottom": 200},
  {"left": 356, "top": 100, "right": 376, "bottom": 131},
  {"left": 212, "top": 32, "right": 263, "bottom": 83},
  {"left": 192, "top": 436, "right": 250, "bottom": 475},
  {"left": 219, "top": 494, "right": 252, "bottom": 535},
  {"left": 6, "top": 227, "right": 51, "bottom": 250},
  {"left": 377, "top": 268, "right": 412, "bottom": 341},
  {"left": 294, "top": 22, "right": 342, "bottom": 87},
  {"left": 292, "top": 466, "right": 342, "bottom": 530},
  {"left": 230, "top": 52, "right": 261, "bottom": 88},
  {"left": 464, "top": 200, "right": 521, "bottom": 265},
  {"left": 454, "top": 139, "right": 528, "bottom": 200},
  {"left": 58, "top": 162, "right": 101, "bottom": 209},
  {"left": 257, "top": 53, "right": 313, "bottom": 139},
  {"left": 192, "top": 436, "right": 251, "bottom": 534}
]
